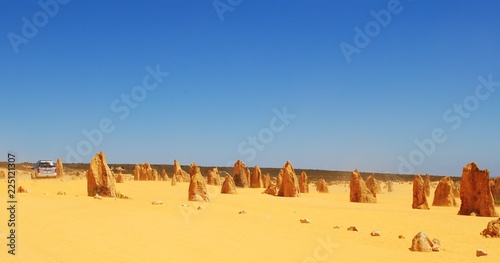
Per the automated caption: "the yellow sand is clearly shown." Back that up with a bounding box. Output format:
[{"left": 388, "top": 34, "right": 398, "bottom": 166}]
[{"left": 1, "top": 176, "right": 499, "bottom": 263}]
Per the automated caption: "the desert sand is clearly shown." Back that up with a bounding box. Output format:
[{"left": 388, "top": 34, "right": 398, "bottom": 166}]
[{"left": 1, "top": 173, "right": 499, "bottom": 263}]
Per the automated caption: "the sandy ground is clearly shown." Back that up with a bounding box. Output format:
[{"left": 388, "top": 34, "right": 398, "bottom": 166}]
[{"left": 1, "top": 175, "right": 499, "bottom": 263}]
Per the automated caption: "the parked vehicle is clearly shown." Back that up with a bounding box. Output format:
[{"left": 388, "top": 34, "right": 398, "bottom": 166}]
[{"left": 31, "top": 160, "right": 57, "bottom": 179}]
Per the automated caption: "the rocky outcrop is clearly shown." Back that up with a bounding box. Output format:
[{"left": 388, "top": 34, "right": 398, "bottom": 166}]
[
  {"left": 432, "top": 176, "right": 456, "bottom": 207},
  {"left": 277, "top": 161, "right": 300, "bottom": 197},
  {"left": 206, "top": 167, "right": 221, "bottom": 186},
  {"left": 453, "top": 181, "right": 460, "bottom": 198},
  {"left": 56, "top": 157, "right": 64, "bottom": 178},
  {"left": 86, "top": 152, "right": 116, "bottom": 197},
  {"left": 188, "top": 162, "right": 209, "bottom": 202},
  {"left": 250, "top": 165, "right": 263, "bottom": 188},
  {"left": 151, "top": 169, "right": 159, "bottom": 181},
  {"left": 424, "top": 174, "right": 431, "bottom": 197},
  {"left": 349, "top": 169, "right": 376, "bottom": 203},
  {"left": 412, "top": 174, "right": 429, "bottom": 209},
  {"left": 409, "top": 232, "right": 441, "bottom": 252},
  {"left": 233, "top": 160, "right": 249, "bottom": 188},
  {"left": 481, "top": 218, "right": 500, "bottom": 238},
  {"left": 366, "top": 174, "right": 381, "bottom": 197},
  {"left": 161, "top": 166, "right": 168, "bottom": 181},
  {"left": 316, "top": 178, "right": 329, "bottom": 193},
  {"left": 458, "top": 162, "right": 498, "bottom": 217},
  {"left": 264, "top": 183, "right": 278, "bottom": 196},
  {"left": 491, "top": 177, "right": 500, "bottom": 203},
  {"left": 221, "top": 175, "right": 237, "bottom": 194},
  {"left": 276, "top": 169, "right": 283, "bottom": 191},
  {"left": 173, "top": 160, "right": 190, "bottom": 182},
  {"left": 263, "top": 173, "right": 271, "bottom": 188},
  {"left": 139, "top": 163, "right": 151, "bottom": 181},
  {"left": 0, "top": 170, "right": 6, "bottom": 179},
  {"left": 299, "top": 171, "right": 309, "bottom": 193},
  {"left": 133, "top": 164, "right": 140, "bottom": 181},
  {"left": 387, "top": 181, "right": 394, "bottom": 192}
]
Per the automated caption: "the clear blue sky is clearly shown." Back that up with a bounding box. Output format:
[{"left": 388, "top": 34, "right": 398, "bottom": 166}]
[{"left": 1, "top": 0, "right": 499, "bottom": 176}]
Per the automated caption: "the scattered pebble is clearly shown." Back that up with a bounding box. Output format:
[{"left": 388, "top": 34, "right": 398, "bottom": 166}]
[
  {"left": 94, "top": 194, "right": 102, "bottom": 200},
  {"left": 181, "top": 204, "right": 189, "bottom": 207},
  {"left": 347, "top": 226, "right": 358, "bottom": 232},
  {"left": 151, "top": 200, "right": 163, "bottom": 205},
  {"left": 197, "top": 206, "right": 204, "bottom": 210},
  {"left": 43, "top": 192, "right": 49, "bottom": 195},
  {"left": 57, "top": 191, "right": 66, "bottom": 195},
  {"left": 300, "top": 218, "right": 312, "bottom": 224},
  {"left": 333, "top": 226, "right": 340, "bottom": 229},
  {"left": 476, "top": 249, "right": 488, "bottom": 257},
  {"left": 398, "top": 235, "right": 405, "bottom": 239},
  {"left": 370, "top": 230, "right": 381, "bottom": 236},
  {"left": 238, "top": 210, "right": 247, "bottom": 214}
]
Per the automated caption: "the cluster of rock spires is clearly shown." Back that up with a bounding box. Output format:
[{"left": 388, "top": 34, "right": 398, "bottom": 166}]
[
  {"left": 82, "top": 152, "right": 500, "bottom": 219},
  {"left": 349, "top": 169, "right": 376, "bottom": 203}
]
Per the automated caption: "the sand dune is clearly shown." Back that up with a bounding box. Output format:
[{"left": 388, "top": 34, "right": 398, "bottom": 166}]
[{"left": 1, "top": 176, "right": 499, "bottom": 263}]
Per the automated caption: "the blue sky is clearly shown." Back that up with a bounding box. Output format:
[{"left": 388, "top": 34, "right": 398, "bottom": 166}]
[{"left": 1, "top": 0, "right": 499, "bottom": 176}]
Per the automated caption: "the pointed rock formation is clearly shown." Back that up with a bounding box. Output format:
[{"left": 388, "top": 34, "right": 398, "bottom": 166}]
[
  {"left": 233, "top": 160, "right": 249, "bottom": 188},
  {"left": 387, "top": 181, "right": 395, "bottom": 193},
  {"left": 277, "top": 161, "right": 300, "bottom": 197},
  {"left": 161, "top": 166, "right": 168, "bottom": 181},
  {"left": 188, "top": 162, "right": 209, "bottom": 202},
  {"left": 349, "top": 169, "right": 376, "bottom": 203},
  {"left": 173, "top": 160, "right": 190, "bottom": 182},
  {"left": 432, "top": 176, "right": 456, "bottom": 207},
  {"left": 263, "top": 173, "right": 271, "bottom": 188},
  {"left": 299, "top": 171, "right": 309, "bottom": 193},
  {"left": 366, "top": 174, "right": 381, "bottom": 197},
  {"left": 133, "top": 164, "right": 140, "bottom": 181},
  {"left": 424, "top": 174, "right": 431, "bottom": 197},
  {"left": 221, "top": 175, "right": 237, "bottom": 194},
  {"left": 0, "top": 170, "right": 5, "bottom": 179},
  {"left": 250, "top": 165, "right": 263, "bottom": 188},
  {"left": 458, "top": 162, "right": 498, "bottom": 217},
  {"left": 151, "top": 169, "right": 159, "bottom": 181},
  {"left": 139, "top": 163, "right": 152, "bottom": 181},
  {"left": 276, "top": 169, "right": 283, "bottom": 191},
  {"left": 412, "top": 174, "right": 429, "bottom": 209},
  {"left": 316, "top": 178, "right": 329, "bottom": 193},
  {"left": 56, "top": 157, "right": 64, "bottom": 178},
  {"left": 206, "top": 167, "right": 221, "bottom": 186},
  {"left": 86, "top": 152, "right": 116, "bottom": 197}
]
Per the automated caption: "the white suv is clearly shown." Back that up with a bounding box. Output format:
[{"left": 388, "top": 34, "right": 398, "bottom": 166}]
[{"left": 31, "top": 160, "right": 57, "bottom": 179}]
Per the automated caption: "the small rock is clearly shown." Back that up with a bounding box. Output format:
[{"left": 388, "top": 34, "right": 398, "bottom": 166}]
[
  {"left": 94, "top": 194, "right": 102, "bottom": 200},
  {"left": 57, "top": 191, "right": 66, "bottom": 195},
  {"left": 470, "top": 212, "right": 477, "bottom": 216},
  {"left": 333, "top": 226, "right": 340, "bottom": 229},
  {"left": 476, "top": 249, "right": 488, "bottom": 257},
  {"left": 347, "top": 226, "right": 358, "bottom": 232},
  {"left": 370, "top": 230, "right": 381, "bottom": 236},
  {"left": 431, "top": 238, "right": 442, "bottom": 251},
  {"left": 238, "top": 210, "right": 247, "bottom": 214},
  {"left": 151, "top": 200, "right": 163, "bottom": 205},
  {"left": 43, "top": 192, "right": 49, "bottom": 195},
  {"left": 181, "top": 204, "right": 189, "bottom": 207},
  {"left": 398, "top": 235, "right": 405, "bottom": 239},
  {"left": 300, "top": 218, "right": 311, "bottom": 224},
  {"left": 197, "top": 206, "right": 204, "bottom": 210}
]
